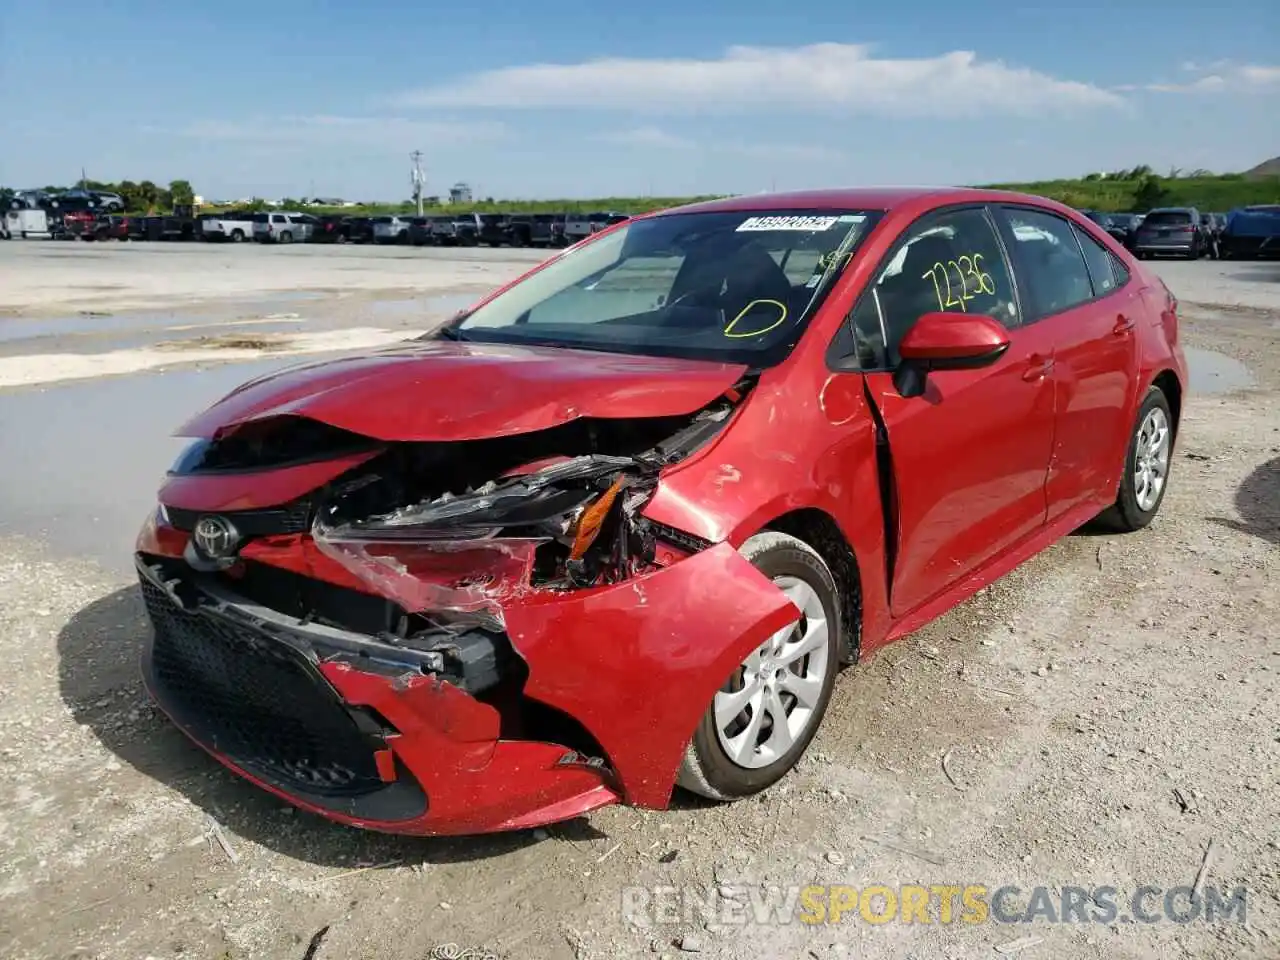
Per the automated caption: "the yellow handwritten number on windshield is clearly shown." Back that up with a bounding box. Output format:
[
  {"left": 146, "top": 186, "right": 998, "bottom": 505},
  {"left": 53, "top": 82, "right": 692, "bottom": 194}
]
[
  {"left": 724, "top": 299, "right": 788, "bottom": 338},
  {"left": 922, "top": 254, "right": 996, "bottom": 311}
]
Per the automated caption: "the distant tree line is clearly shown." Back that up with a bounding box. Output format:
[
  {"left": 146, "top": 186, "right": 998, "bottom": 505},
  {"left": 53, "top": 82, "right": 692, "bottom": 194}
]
[{"left": 3, "top": 166, "right": 1275, "bottom": 218}]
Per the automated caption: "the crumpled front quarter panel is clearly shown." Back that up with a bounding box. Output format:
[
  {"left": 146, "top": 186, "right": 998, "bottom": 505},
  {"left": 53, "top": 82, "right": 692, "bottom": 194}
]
[{"left": 504, "top": 542, "right": 798, "bottom": 809}]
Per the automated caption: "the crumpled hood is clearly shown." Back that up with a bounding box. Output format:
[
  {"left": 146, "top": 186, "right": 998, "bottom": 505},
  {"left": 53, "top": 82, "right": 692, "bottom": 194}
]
[{"left": 176, "top": 340, "right": 748, "bottom": 442}]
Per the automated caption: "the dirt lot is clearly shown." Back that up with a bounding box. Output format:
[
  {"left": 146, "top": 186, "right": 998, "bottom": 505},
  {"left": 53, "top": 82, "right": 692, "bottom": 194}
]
[{"left": 0, "top": 247, "right": 1277, "bottom": 960}]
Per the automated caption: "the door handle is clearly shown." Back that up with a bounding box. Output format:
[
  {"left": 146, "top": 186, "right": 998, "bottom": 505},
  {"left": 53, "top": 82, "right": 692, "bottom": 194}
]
[
  {"left": 1022, "top": 354, "right": 1054, "bottom": 381},
  {"left": 1113, "top": 314, "right": 1135, "bottom": 335}
]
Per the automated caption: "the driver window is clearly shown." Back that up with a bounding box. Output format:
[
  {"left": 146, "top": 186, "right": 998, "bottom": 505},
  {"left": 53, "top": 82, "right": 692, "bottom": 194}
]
[{"left": 850, "top": 208, "right": 1018, "bottom": 369}]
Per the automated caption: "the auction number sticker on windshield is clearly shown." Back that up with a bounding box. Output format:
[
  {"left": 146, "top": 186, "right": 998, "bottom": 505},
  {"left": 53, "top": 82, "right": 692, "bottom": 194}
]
[{"left": 736, "top": 215, "right": 840, "bottom": 232}]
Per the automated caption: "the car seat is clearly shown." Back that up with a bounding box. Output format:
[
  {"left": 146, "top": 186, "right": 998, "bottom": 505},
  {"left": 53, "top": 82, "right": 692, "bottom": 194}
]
[{"left": 876, "top": 234, "right": 958, "bottom": 354}]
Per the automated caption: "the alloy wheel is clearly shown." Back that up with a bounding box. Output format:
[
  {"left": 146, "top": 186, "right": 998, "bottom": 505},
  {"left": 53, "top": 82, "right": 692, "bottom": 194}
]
[
  {"left": 712, "top": 576, "right": 830, "bottom": 769},
  {"left": 1134, "top": 406, "right": 1171, "bottom": 512}
]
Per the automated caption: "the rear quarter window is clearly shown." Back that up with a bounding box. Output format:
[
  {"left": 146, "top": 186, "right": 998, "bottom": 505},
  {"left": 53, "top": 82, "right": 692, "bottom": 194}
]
[{"left": 1072, "top": 224, "right": 1121, "bottom": 297}]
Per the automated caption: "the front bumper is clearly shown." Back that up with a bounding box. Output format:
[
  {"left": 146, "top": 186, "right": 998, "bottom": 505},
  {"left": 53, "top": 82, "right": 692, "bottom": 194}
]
[{"left": 135, "top": 518, "right": 795, "bottom": 835}]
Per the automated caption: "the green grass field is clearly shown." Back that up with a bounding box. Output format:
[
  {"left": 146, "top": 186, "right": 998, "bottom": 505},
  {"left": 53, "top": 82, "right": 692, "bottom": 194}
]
[{"left": 221, "top": 172, "right": 1280, "bottom": 218}]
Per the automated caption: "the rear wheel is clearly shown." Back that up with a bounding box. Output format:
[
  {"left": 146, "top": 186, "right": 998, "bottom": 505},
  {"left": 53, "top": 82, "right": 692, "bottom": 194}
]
[
  {"left": 230, "top": 229, "right": 244, "bottom": 242},
  {"left": 1096, "top": 386, "right": 1174, "bottom": 532},
  {"left": 279, "top": 230, "right": 293, "bottom": 244},
  {"left": 677, "top": 531, "right": 842, "bottom": 801}
]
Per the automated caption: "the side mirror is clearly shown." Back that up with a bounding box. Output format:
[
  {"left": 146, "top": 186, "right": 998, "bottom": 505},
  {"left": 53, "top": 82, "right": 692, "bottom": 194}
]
[{"left": 894, "top": 312, "right": 1011, "bottom": 397}]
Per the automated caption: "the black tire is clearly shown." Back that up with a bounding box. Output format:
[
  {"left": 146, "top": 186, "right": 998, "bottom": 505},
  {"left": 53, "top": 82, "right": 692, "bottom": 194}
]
[
  {"left": 230, "top": 229, "right": 244, "bottom": 242},
  {"left": 1095, "top": 386, "right": 1174, "bottom": 533},
  {"left": 677, "top": 531, "right": 843, "bottom": 801},
  {"left": 280, "top": 231, "right": 293, "bottom": 244}
]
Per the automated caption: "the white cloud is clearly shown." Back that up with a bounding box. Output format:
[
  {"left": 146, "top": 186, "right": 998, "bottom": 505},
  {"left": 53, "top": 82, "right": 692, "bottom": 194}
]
[
  {"left": 594, "top": 127, "right": 845, "bottom": 163},
  {"left": 1123, "top": 61, "right": 1280, "bottom": 93},
  {"left": 177, "top": 114, "right": 507, "bottom": 145},
  {"left": 595, "top": 126, "right": 692, "bottom": 148},
  {"left": 394, "top": 43, "right": 1122, "bottom": 116}
]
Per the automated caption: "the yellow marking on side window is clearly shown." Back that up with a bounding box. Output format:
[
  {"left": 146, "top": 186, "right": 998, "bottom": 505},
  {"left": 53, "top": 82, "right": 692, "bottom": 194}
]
[{"left": 921, "top": 254, "right": 996, "bottom": 311}]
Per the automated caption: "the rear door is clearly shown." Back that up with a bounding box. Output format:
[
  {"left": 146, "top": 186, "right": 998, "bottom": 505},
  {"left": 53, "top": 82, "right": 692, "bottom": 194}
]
[
  {"left": 851, "top": 205, "right": 1058, "bottom": 617},
  {"left": 994, "top": 206, "right": 1140, "bottom": 522}
]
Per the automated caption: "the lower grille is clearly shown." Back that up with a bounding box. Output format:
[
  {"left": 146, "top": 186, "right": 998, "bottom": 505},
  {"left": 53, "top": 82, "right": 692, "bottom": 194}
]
[{"left": 140, "top": 577, "right": 384, "bottom": 797}]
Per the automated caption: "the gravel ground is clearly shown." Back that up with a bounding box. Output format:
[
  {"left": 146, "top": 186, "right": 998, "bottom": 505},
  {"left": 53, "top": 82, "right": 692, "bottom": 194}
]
[{"left": 0, "top": 249, "right": 1276, "bottom": 960}]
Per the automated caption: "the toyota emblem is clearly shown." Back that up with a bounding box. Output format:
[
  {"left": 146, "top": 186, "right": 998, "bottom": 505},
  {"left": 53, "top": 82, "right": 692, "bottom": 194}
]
[{"left": 193, "top": 515, "right": 240, "bottom": 558}]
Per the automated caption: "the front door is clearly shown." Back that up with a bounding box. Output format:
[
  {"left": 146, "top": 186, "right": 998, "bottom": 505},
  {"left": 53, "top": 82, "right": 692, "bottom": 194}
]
[{"left": 849, "top": 206, "right": 1056, "bottom": 617}]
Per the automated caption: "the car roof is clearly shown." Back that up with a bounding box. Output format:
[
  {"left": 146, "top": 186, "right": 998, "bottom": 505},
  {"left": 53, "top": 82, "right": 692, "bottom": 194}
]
[{"left": 661, "top": 186, "right": 1058, "bottom": 216}]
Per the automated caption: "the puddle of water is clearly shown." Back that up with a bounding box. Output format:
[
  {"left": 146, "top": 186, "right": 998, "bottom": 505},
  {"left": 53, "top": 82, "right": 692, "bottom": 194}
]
[
  {"left": 0, "top": 320, "right": 312, "bottom": 356},
  {"left": 1185, "top": 347, "right": 1256, "bottom": 394},
  {"left": 0, "top": 311, "right": 182, "bottom": 343},
  {"left": 0, "top": 310, "right": 306, "bottom": 345},
  {"left": 258, "top": 290, "right": 327, "bottom": 303},
  {"left": 0, "top": 353, "right": 350, "bottom": 573}
]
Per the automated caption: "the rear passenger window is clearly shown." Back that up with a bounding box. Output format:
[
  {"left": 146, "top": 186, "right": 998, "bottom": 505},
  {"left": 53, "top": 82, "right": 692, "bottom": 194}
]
[
  {"left": 1001, "top": 208, "right": 1094, "bottom": 319},
  {"left": 1072, "top": 224, "right": 1119, "bottom": 297},
  {"left": 1110, "top": 255, "right": 1130, "bottom": 286},
  {"left": 849, "top": 207, "right": 1018, "bottom": 369}
]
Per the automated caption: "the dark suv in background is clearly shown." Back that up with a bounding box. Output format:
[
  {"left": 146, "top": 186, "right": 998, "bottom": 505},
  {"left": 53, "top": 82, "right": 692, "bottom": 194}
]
[
  {"left": 1220, "top": 206, "right": 1280, "bottom": 259},
  {"left": 1130, "top": 207, "right": 1211, "bottom": 259}
]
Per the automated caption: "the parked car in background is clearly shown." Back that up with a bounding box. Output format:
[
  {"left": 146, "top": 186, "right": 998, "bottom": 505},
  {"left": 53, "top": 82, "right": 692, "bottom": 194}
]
[
  {"left": 253, "top": 212, "right": 315, "bottom": 243},
  {"left": 345, "top": 216, "right": 375, "bottom": 244},
  {"left": 1220, "top": 205, "right": 1280, "bottom": 259},
  {"left": 59, "top": 188, "right": 126, "bottom": 212},
  {"left": 589, "top": 212, "right": 629, "bottom": 234},
  {"left": 449, "top": 213, "right": 481, "bottom": 246},
  {"left": 1130, "top": 207, "right": 1210, "bottom": 259},
  {"left": 310, "top": 215, "right": 351, "bottom": 243},
  {"left": 504, "top": 214, "right": 534, "bottom": 247},
  {"left": 406, "top": 217, "right": 433, "bottom": 246},
  {"left": 99, "top": 214, "right": 133, "bottom": 241},
  {"left": 371, "top": 215, "right": 411, "bottom": 244},
  {"left": 563, "top": 213, "right": 593, "bottom": 245},
  {"left": 136, "top": 186, "right": 1185, "bottom": 836},
  {"left": 534, "top": 214, "right": 569, "bottom": 247},
  {"left": 1080, "top": 210, "right": 1139, "bottom": 249},
  {"left": 419, "top": 215, "right": 457, "bottom": 245},
  {"left": 476, "top": 213, "right": 508, "bottom": 247},
  {"left": 201, "top": 211, "right": 256, "bottom": 242}
]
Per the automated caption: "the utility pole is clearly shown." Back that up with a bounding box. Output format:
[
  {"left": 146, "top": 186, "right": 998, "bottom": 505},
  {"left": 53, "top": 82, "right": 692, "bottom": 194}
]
[{"left": 410, "top": 150, "right": 425, "bottom": 215}]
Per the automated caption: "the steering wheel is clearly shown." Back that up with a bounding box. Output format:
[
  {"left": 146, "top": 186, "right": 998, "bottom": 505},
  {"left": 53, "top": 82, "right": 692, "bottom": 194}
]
[{"left": 664, "top": 276, "right": 726, "bottom": 311}]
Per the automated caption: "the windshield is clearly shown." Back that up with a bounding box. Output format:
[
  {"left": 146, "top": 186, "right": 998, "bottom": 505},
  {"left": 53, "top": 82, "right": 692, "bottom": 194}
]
[{"left": 452, "top": 208, "right": 882, "bottom": 365}]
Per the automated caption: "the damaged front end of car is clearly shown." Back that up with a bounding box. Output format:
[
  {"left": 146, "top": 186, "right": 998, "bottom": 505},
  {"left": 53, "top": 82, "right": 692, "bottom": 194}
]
[{"left": 135, "top": 381, "right": 799, "bottom": 835}]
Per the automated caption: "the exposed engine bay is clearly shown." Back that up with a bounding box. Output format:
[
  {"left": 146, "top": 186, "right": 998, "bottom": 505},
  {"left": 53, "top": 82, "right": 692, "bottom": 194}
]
[{"left": 308, "top": 399, "right": 734, "bottom": 617}]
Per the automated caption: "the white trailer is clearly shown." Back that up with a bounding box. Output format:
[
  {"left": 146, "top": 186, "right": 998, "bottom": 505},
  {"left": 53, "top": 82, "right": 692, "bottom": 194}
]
[{"left": 3, "top": 208, "right": 54, "bottom": 239}]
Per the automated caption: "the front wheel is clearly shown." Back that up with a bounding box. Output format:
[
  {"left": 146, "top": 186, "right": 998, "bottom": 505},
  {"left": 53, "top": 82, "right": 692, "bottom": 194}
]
[
  {"left": 677, "top": 531, "right": 842, "bottom": 801},
  {"left": 1096, "top": 386, "right": 1174, "bottom": 532}
]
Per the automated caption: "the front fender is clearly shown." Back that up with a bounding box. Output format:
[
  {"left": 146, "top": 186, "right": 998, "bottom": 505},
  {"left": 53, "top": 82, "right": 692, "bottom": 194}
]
[{"left": 503, "top": 542, "right": 797, "bottom": 809}]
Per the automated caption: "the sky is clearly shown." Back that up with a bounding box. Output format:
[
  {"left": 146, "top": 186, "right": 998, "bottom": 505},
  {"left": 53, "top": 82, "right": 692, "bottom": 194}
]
[{"left": 1, "top": 0, "right": 1277, "bottom": 201}]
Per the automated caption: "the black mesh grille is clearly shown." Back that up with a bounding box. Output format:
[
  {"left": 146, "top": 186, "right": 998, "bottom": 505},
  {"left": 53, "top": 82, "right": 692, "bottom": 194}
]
[
  {"left": 165, "top": 498, "right": 313, "bottom": 536},
  {"left": 140, "top": 577, "right": 384, "bottom": 797}
]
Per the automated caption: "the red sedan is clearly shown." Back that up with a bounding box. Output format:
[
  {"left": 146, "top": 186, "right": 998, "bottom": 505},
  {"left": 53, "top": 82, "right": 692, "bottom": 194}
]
[{"left": 136, "top": 187, "right": 1186, "bottom": 834}]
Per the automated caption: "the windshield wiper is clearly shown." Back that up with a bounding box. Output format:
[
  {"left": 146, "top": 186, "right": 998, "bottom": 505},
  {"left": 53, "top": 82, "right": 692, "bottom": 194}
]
[{"left": 436, "top": 324, "right": 469, "bottom": 341}]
